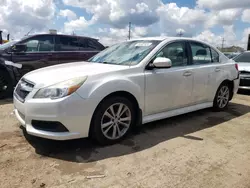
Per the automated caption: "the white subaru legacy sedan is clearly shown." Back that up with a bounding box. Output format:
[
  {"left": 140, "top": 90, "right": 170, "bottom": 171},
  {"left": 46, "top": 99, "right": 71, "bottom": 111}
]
[{"left": 13, "top": 37, "right": 239, "bottom": 144}]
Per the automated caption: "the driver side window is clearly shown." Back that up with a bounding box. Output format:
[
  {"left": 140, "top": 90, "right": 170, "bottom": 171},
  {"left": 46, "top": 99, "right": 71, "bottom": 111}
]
[
  {"left": 156, "top": 42, "right": 187, "bottom": 67},
  {"left": 21, "top": 35, "right": 55, "bottom": 52}
]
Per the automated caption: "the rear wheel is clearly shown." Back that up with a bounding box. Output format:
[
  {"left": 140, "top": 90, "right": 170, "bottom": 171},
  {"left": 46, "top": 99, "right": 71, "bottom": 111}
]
[
  {"left": 91, "top": 96, "right": 136, "bottom": 145},
  {"left": 0, "top": 70, "right": 12, "bottom": 99},
  {"left": 213, "top": 83, "right": 230, "bottom": 111}
]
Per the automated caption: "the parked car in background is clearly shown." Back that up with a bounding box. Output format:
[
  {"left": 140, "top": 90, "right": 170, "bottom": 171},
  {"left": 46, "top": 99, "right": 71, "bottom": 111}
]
[
  {"left": 13, "top": 37, "right": 239, "bottom": 145},
  {"left": 233, "top": 51, "right": 250, "bottom": 89},
  {"left": 223, "top": 52, "right": 240, "bottom": 59},
  {"left": 0, "top": 33, "right": 105, "bottom": 98}
]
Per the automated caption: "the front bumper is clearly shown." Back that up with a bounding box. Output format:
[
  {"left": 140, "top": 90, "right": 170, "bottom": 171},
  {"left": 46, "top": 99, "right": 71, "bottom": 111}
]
[{"left": 13, "top": 92, "right": 97, "bottom": 140}]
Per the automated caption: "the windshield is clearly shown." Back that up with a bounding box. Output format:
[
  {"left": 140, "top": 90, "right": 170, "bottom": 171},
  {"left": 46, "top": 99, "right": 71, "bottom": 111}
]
[
  {"left": 0, "top": 40, "right": 18, "bottom": 50},
  {"left": 88, "top": 40, "right": 161, "bottom": 65},
  {"left": 233, "top": 52, "right": 250, "bottom": 63}
]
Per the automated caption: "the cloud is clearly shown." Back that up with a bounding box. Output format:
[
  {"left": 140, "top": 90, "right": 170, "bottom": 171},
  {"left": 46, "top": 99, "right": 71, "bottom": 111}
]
[
  {"left": 241, "top": 28, "right": 250, "bottom": 49},
  {"left": 59, "top": 9, "right": 77, "bottom": 21},
  {"left": 63, "top": 0, "right": 160, "bottom": 28},
  {"left": 0, "top": 0, "right": 55, "bottom": 39},
  {"left": 242, "top": 9, "right": 250, "bottom": 23},
  {"left": 96, "top": 26, "right": 149, "bottom": 46},
  {"left": 194, "top": 25, "right": 238, "bottom": 48},
  {"left": 197, "top": 0, "right": 250, "bottom": 10},
  {"left": 64, "top": 17, "right": 91, "bottom": 33},
  {"left": 206, "top": 9, "right": 242, "bottom": 28},
  {"left": 156, "top": 3, "right": 207, "bottom": 36}
]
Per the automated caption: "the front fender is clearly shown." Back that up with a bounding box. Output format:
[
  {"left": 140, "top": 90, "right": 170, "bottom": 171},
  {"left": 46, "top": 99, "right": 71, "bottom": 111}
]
[{"left": 77, "top": 77, "right": 144, "bottom": 110}]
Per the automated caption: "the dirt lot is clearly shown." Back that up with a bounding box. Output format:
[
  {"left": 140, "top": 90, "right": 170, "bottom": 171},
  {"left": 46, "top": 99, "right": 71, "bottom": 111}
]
[{"left": 1, "top": 92, "right": 250, "bottom": 188}]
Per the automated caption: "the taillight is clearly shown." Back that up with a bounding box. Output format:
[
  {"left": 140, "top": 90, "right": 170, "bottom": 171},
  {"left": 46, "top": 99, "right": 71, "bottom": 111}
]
[{"left": 235, "top": 63, "right": 238, "bottom": 71}]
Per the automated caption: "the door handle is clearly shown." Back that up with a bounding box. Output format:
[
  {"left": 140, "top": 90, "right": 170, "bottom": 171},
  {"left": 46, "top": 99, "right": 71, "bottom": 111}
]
[
  {"left": 215, "top": 67, "right": 221, "bottom": 72},
  {"left": 183, "top": 71, "right": 192, "bottom": 77},
  {"left": 47, "top": 53, "right": 53, "bottom": 56}
]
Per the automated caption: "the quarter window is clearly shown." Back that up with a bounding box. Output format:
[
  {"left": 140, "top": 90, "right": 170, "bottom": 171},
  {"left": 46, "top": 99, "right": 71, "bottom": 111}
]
[
  {"left": 190, "top": 42, "right": 212, "bottom": 65},
  {"left": 211, "top": 48, "right": 220, "bottom": 62},
  {"left": 155, "top": 42, "right": 188, "bottom": 67},
  {"left": 22, "top": 35, "right": 54, "bottom": 52}
]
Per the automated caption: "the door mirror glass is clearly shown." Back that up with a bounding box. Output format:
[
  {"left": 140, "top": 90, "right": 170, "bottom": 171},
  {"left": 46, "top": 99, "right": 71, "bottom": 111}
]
[
  {"left": 12, "top": 44, "right": 27, "bottom": 52},
  {"left": 153, "top": 57, "right": 172, "bottom": 68}
]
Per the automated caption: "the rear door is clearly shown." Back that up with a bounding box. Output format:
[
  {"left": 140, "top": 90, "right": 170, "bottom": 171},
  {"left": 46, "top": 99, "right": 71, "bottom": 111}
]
[
  {"left": 55, "top": 35, "right": 81, "bottom": 64},
  {"left": 187, "top": 41, "right": 221, "bottom": 104},
  {"left": 11, "top": 35, "right": 57, "bottom": 76}
]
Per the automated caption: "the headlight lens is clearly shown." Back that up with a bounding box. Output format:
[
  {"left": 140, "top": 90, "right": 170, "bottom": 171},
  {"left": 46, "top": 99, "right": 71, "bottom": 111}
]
[{"left": 34, "top": 76, "right": 87, "bottom": 99}]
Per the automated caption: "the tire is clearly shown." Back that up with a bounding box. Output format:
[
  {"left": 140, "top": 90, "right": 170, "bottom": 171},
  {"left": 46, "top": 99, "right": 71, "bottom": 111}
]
[
  {"left": 213, "top": 82, "right": 231, "bottom": 111},
  {"left": 91, "top": 96, "right": 136, "bottom": 145},
  {"left": 0, "top": 70, "right": 12, "bottom": 99}
]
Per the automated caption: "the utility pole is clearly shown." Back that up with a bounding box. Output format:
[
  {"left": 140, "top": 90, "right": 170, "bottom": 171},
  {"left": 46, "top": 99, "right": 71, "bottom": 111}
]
[
  {"left": 221, "top": 37, "right": 225, "bottom": 51},
  {"left": 128, "top": 22, "right": 131, "bottom": 40}
]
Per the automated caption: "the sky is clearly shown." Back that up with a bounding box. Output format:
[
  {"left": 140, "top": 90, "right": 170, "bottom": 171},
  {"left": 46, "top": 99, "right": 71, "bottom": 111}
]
[{"left": 0, "top": 0, "right": 250, "bottom": 48}]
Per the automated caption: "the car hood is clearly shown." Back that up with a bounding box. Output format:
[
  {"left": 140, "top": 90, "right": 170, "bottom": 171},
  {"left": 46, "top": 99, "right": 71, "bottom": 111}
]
[
  {"left": 24, "top": 62, "right": 129, "bottom": 88},
  {"left": 237, "top": 63, "right": 250, "bottom": 72}
]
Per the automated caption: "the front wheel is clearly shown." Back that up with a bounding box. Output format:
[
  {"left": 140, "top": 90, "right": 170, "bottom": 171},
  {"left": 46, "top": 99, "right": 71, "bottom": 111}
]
[
  {"left": 91, "top": 96, "right": 136, "bottom": 145},
  {"left": 213, "top": 83, "right": 230, "bottom": 111}
]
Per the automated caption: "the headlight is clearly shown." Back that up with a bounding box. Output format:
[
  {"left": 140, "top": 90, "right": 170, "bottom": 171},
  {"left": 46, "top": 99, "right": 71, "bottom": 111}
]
[{"left": 34, "top": 76, "right": 87, "bottom": 99}]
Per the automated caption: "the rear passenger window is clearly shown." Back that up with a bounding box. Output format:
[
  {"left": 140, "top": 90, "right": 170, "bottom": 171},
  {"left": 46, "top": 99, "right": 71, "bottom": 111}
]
[
  {"left": 211, "top": 48, "right": 219, "bottom": 62},
  {"left": 56, "top": 36, "right": 80, "bottom": 51},
  {"left": 190, "top": 42, "right": 212, "bottom": 65}
]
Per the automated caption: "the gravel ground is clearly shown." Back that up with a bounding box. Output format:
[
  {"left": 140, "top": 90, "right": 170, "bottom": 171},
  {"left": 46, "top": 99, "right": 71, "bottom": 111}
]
[{"left": 1, "top": 91, "right": 250, "bottom": 188}]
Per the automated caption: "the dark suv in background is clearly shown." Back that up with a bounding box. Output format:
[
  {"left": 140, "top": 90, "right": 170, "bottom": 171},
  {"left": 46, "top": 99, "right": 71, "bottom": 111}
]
[{"left": 0, "top": 33, "right": 105, "bottom": 98}]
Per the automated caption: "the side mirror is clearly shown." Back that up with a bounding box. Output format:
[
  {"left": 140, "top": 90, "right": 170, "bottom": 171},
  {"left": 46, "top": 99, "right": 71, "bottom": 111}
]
[
  {"left": 12, "top": 44, "right": 27, "bottom": 53},
  {"left": 152, "top": 57, "right": 172, "bottom": 68}
]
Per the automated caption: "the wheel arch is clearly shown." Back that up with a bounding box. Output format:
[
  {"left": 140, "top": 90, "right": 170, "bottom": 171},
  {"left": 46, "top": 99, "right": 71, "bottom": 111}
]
[
  {"left": 218, "top": 79, "right": 234, "bottom": 100},
  {"left": 0, "top": 62, "right": 15, "bottom": 87},
  {"left": 88, "top": 90, "right": 142, "bottom": 137}
]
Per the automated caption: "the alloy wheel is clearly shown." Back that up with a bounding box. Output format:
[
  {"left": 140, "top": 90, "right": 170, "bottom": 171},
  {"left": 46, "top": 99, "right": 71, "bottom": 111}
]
[
  {"left": 217, "top": 86, "right": 230, "bottom": 108},
  {"left": 101, "top": 103, "right": 132, "bottom": 140}
]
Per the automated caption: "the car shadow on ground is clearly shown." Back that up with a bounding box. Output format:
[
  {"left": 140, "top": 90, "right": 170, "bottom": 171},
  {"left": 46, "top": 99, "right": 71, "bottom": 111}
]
[
  {"left": 23, "top": 102, "right": 250, "bottom": 163},
  {"left": 0, "top": 98, "right": 13, "bottom": 105}
]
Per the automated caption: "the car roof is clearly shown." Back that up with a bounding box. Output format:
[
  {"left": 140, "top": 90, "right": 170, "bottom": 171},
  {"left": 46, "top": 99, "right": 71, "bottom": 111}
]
[
  {"left": 27, "top": 33, "right": 98, "bottom": 41},
  {"left": 130, "top": 36, "right": 210, "bottom": 44}
]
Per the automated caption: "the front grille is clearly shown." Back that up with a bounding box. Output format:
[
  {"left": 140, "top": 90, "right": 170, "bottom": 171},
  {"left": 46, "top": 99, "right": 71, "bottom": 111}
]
[{"left": 15, "top": 79, "right": 34, "bottom": 102}]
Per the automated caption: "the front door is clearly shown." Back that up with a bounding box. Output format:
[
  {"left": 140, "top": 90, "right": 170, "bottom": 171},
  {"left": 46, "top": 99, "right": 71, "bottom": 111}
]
[
  {"left": 145, "top": 41, "right": 193, "bottom": 115},
  {"left": 11, "top": 35, "right": 58, "bottom": 76}
]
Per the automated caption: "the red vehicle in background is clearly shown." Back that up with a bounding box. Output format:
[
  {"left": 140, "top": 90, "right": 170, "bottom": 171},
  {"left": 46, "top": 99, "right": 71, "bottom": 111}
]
[{"left": 0, "top": 31, "right": 105, "bottom": 99}]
